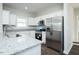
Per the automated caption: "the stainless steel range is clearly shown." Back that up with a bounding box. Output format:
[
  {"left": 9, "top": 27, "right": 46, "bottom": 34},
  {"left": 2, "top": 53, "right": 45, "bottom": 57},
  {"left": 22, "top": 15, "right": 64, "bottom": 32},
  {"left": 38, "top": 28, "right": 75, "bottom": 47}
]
[{"left": 35, "top": 20, "right": 46, "bottom": 41}]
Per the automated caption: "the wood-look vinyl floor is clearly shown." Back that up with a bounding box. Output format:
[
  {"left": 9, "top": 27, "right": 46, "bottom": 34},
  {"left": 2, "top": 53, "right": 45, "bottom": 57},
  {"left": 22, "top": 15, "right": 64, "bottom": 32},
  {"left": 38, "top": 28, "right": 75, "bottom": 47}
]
[
  {"left": 69, "top": 45, "right": 79, "bottom": 55},
  {"left": 41, "top": 44, "right": 59, "bottom": 55}
]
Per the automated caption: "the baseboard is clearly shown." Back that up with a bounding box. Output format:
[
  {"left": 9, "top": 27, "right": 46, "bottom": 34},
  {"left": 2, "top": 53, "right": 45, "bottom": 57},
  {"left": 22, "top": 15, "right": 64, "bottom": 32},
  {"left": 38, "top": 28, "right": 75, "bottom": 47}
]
[
  {"left": 73, "top": 42, "right": 79, "bottom": 43},
  {"left": 63, "top": 44, "right": 73, "bottom": 55},
  {"left": 73, "top": 41, "right": 79, "bottom": 45},
  {"left": 73, "top": 43, "right": 79, "bottom": 45}
]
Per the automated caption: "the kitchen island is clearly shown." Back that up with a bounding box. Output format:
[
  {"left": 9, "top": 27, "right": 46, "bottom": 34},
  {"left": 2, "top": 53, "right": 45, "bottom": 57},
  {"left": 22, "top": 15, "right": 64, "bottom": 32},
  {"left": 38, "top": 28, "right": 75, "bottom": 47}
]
[{"left": 0, "top": 36, "right": 42, "bottom": 55}]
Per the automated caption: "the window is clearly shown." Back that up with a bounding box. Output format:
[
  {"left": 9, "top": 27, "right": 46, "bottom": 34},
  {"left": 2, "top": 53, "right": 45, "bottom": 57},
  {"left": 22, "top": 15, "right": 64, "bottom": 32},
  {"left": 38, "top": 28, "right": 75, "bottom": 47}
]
[{"left": 16, "top": 18, "right": 26, "bottom": 27}]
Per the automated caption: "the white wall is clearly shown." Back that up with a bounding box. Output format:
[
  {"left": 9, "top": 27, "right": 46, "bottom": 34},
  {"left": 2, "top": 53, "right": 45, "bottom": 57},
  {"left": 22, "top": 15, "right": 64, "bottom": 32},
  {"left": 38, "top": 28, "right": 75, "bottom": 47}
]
[
  {"left": 0, "top": 3, "right": 3, "bottom": 40},
  {"left": 64, "top": 3, "right": 75, "bottom": 54},
  {"left": 74, "top": 8, "right": 79, "bottom": 42}
]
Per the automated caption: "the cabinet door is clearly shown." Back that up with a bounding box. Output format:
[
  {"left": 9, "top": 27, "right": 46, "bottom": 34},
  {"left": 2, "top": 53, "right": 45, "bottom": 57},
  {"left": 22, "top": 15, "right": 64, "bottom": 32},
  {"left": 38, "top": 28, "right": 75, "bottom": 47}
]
[
  {"left": 29, "top": 31, "right": 35, "bottom": 39},
  {"left": 2, "top": 10, "right": 10, "bottom": 24},
  {"left": 42, "top": 32, "right": 46, "bottom": 44},
  {"left": 28, "top": 17, "right": 35, "bottom": 25},
  {"left": 10, "top": 14, "right": 16, "bottom": 25},
  {"left": 15, "top": 44, "right": 41, "bottom": 55},
  {"left": 34, "top": 18, "right": 41, "bottom": 25},
  {"left": 46, "top": 17, "right": 52, "bottom": 26},
  {"left": 28, "top": 17, "right": 39, "bottom": 25}
]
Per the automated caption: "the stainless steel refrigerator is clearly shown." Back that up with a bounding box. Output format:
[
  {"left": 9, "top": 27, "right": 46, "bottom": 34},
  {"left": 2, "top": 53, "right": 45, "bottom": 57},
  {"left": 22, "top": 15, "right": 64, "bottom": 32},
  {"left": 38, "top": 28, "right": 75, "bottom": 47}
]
[{"left": 46, "top": 16, "right": 64, "bottom": 54}]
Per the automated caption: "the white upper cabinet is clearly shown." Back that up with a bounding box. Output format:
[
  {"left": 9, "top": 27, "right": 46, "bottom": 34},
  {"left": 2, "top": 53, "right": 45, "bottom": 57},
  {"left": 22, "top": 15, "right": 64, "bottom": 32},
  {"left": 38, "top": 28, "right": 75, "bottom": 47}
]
[
  {"left": 2, "top": 10, "right": 16, "bottom": 25},
  {"left": 28, "top": 17, "right": 33, "bottom": 25},
  {"left": 28, "top": 17, "right": 37, "bottom": 25},
  {"left": 34, "top": 18, "right": 39, "bottom": 25},
  {"left": 2, "top": 10, "right": 10, "bottom": 24},
  {"left": 9, "top": 13, "right": 17, "bottom": 25}
]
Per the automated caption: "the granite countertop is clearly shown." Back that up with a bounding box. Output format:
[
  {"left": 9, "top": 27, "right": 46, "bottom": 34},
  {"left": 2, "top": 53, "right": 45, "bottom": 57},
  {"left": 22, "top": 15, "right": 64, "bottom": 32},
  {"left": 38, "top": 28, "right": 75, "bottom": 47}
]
[
  {"left": 5, "top": 27, "right": 37, "bottom": 32},
  {"left": 0, "top": 36, "right": 41, "bottom": 55}
]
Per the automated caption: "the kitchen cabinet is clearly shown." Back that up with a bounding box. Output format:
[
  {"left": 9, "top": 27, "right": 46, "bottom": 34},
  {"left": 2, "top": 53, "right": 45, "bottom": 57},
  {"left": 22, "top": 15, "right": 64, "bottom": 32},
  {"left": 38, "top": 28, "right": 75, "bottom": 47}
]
[
  {"left": 42, "top": 32, "right": 46, "bottom": 44},
  {"left": 34, "top": 18, "right": 39, "bottom": 25},
  {"left": 45, "top": 17, "right": 52, "bottom": 26},
  {"left": 0, "top": 30, "right": 41, "bottom": 55},
  {"left": 29, "top": 31, "right": 35, "bottom": 39},
  {"left": 16, "top": 44, "right": 41, "bottom": 55},
  {"left": 2, "top": 10, "right": 10, "bottom": 24},
  {"left": 2, "top": 10, "right": 16, "bottom": 25},
  {"left": 9, "top": 13, "right": 17, "bottom": 25},
  {"left": 0, "top": 34, "right": 41, "bottom": 55},
  {"left": 34, "top": 18, "right": 43, "bottom": 25},
  {"left": 28, "top": 17, "right": 36, "bottom": 25},
  {"left": 28, "top": 17, "right": 41, "bottom": 25}
]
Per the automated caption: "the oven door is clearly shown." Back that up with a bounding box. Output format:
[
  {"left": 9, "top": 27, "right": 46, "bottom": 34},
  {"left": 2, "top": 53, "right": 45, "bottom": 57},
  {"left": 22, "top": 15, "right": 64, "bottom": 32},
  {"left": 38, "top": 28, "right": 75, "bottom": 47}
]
[{"left": 35, "top": 33, "right": 42, "bottom": 41}]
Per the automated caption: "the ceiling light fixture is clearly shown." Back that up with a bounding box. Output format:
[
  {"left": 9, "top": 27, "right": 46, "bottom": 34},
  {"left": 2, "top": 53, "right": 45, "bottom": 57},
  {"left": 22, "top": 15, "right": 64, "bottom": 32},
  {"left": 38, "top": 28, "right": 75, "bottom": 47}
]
[{"left": 25, "top": 7, "right": 28, "bottom": 10}]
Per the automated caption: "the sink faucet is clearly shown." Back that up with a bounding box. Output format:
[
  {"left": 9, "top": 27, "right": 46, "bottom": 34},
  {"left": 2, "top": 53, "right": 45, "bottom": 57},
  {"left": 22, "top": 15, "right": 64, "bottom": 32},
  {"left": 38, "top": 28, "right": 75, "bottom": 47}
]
[{"left": 3, "top": 25, "right": 9, "bottom": 37}]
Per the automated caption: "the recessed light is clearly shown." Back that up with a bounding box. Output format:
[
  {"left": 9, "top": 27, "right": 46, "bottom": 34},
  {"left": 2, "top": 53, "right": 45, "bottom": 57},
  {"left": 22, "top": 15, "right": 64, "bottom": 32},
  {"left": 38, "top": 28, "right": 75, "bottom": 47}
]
[{"left": 25, "top": 7, "right": 28, "bottom": 10}]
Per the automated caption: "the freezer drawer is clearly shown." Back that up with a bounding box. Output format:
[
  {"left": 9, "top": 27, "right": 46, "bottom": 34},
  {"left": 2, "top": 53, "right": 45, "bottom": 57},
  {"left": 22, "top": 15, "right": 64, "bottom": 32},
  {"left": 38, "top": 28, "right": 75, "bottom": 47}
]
[{"left": 46, "top": 31, "right": 63, "bottom": 53}]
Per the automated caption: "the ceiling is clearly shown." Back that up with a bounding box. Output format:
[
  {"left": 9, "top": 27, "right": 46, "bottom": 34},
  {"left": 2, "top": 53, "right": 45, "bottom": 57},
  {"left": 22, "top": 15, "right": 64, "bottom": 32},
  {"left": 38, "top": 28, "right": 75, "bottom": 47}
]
[
  {"left": 70, "top": 3, "right": 79, "bottom": 8},
  {"left": 3, "top": 3, "right": 63, "bottom": 15}
]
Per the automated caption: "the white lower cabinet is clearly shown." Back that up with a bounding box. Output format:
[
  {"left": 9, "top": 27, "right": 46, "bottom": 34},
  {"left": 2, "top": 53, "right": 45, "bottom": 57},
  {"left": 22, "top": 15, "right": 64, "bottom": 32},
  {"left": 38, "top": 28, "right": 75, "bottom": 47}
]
[
  {"left": 42, "top": 32, "right": 46, "bottom": 44},
  {"left": 29, "top": 31, "right": 35, "bottom": 39},
  {"left": 16, "top": 44, "right": 41, "bottom": 55}
]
